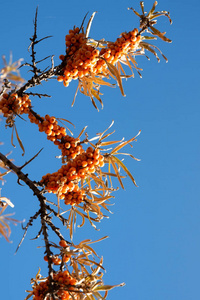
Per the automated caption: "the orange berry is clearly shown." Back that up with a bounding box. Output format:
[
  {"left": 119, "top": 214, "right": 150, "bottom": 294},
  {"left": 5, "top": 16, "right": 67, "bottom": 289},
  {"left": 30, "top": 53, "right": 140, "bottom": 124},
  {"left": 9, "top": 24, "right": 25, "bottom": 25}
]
[
  {"left": 71, "top": 37, "right": 76, "bottom": 44},
  {"left": 81, "top": 160, "right": 88, "bottom": 168},
  {"left": 63, "top": 255, "right": 70, "bottom": 263},
  {"left": 44, "top": 255, "right": 48, "bottom": 262},
  {"left": 59, "top": 55, "right": 65, "bottom": 61},
  {"left": 59, "top": 240, "right": 68, "bottom": 248}
]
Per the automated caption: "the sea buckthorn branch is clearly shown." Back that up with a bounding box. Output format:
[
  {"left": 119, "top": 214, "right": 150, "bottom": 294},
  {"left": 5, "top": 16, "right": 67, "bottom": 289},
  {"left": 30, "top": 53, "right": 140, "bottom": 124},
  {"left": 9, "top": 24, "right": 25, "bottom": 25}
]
[
  {"left": 55, "top": 2, "right": 172, "bottom": 109},
  {"left": 0, "top": 151, "right": 70, "bottom": 244},
  {"left": 38, "top": 124, "right": 139, "bottom": 238},
  {"left": 1, "top": 2, "right": 171, "bottom": 112},
  {"left": 0, "top": 2, "right": 172, "bottom": 299},
  {"left": 0, "top": 151, "right": 75, "bottom": 297},
  {"left": 26, "top": 236, "right": 124, "bottom": 300},
  {"left": 130, "top": 1, "right": 172, "bottom": 37}
]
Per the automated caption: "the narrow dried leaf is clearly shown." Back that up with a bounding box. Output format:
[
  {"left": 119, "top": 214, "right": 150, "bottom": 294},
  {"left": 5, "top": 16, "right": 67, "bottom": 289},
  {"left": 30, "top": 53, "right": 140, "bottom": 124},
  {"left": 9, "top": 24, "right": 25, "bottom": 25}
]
[
  {"left": 87, "top": 210, "right": 98, "bottom": 230},
  {"left": 140, "top": 42, "right": 160, "bottom": 62},
  {"left": 0, "top": 196, "right": 14, "bottom": 208},
  {"left": 86, "top": 12, "right": 97, "bottom": 38},
  {"left": 128, "top": 7, "right": 141, "bottom": 18},
  {"left": 77, "top": 126, "right": 88, "bottom": 139},
  {"left": 115, "top": 152, "right": 140, "bottom": 161},
  {"left": 92, "top": 291, "right": 104, "bottom": 300},
  {"left": 15, "top": 125, "right": 25, "bottom": 156},
  {"left": 89, "top": 74, "right": 114, "bottom": 87},
  {"left": 148, "top": 1, "right": 158, "bottom": 16},
  {"left": 125, "top": 55, "right": 134, "bottom": 74},
  {"left": 7, "top": 74, "right": 25, "bottom": 82},
  {"left": 105, "top": 61, "right": 125, "bottom": 96},
  {"left": 93, "top": 282, "right": 125, "bottom": 291},
  {"left": 150, "top": 26, "right": 172, "bottom": 43},
  {"left": 88, "top": 236, "right": 109, "bottom": 245},
  {"left": 150, "top": 12, "right": 172, "bottom": 24},
  {"left": 97, "top": 121, "right": 114, "bottom": 141},
  {"left": 108, "top": 159, "right": 112, "bottom": 187},
  {"left": 112, "top": 155, "right": 138, "bottom": 187},
  {"left": 100, "top": 140, "right": 123, "bottom": 147},
  {"left": 110, "top": 131, "right": 141, "bottom": 154},
  {"left": 140, "top": 1, "right": 145, "bottom": 14},
  {"left": 71, "top": 84, "right": 79, "bottom": 107},
  {"left": 117, "top": 61, "right": 126, "bottom": 76},
  {"left": 24, "top": 293, "right": 33, "bottom": 300},
  {"left": 11, "top": 126, "right": 16, "bottom": 148},
  {"left": 70, "top": 210, "right": 74, "bottom": 240},
  {"left": 83, "top": 244, "right": 98, "bottom": 257},
  {"left": 57, "top": 118, "right": 75, "bottom": 128},
  {"left": 110, "top": 157, "right": 124, "bottom": 189},
  {"left": 74, "top": 208, "right": 85, "bottom": 228},
  {"left": 91, "top": 89, "right": 103, "bottom": 109}
]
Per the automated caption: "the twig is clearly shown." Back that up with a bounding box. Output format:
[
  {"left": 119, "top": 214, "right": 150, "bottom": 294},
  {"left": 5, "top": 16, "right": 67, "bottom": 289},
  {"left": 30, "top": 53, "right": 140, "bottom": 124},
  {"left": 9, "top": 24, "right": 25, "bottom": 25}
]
[{"left": 15, "top": 210, "right": 40, "bottom": 253}]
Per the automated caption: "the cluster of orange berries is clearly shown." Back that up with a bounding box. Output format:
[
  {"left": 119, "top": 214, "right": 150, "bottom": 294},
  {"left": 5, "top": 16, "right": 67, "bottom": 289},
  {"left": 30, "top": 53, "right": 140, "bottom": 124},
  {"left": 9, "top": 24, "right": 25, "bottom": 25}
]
[
  {"left": 44, "top": 240, "right": 71, "bottom": 265},
  {"left": 57, "top": 27, "right": 141, "bottom": 87},
  {"left": 28, "top": 113, "right": 66, "bottom": 142},
  {"left": 57, "top": 135, "right": 84, "bottom": 160},
  {"left": 0, "top": 93, "right": 31, "bottom": 117},
  {"left": 43, "top": 254, "right": 71, "bottom": 265},
  {"left": 32, "top": 270, "right": 77, "bottom": 300},
  {"left": 28, "top": 112, "right": 83, "bottom": 160},
  {"left": 101, "top": 28, "right": 141, "bottom": 64},
  {"left": 40, "top": 147, "right": 104, "bottom": 205},
  {"left": 57, "top": 27, "right": 100, "bottom": 86}
]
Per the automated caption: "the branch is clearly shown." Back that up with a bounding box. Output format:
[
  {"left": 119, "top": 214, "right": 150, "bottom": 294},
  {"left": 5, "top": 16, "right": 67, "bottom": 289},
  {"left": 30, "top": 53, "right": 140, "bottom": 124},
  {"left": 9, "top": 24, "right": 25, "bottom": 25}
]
[{"left": 15, "top": 209, "right": 40, "bottom": 253}]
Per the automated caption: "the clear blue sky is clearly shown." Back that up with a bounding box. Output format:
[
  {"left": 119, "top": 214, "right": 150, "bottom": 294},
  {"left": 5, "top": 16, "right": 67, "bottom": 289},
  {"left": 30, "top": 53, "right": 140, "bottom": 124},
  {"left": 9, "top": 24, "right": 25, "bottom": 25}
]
[{"left": 1, "top": 0, "right": 200, "bottom": 299}]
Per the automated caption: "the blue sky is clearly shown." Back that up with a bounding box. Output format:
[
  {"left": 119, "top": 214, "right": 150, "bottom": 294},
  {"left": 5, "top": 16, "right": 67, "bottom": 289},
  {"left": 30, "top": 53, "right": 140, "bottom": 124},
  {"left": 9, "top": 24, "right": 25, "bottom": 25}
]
[{"left": 0, "top": 0, "right": 200, "bottom": 299}]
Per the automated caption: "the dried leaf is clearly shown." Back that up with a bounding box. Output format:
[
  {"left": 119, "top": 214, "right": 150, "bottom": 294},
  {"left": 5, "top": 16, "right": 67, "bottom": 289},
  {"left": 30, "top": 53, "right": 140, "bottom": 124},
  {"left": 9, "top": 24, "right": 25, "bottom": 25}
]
[
  {"left": 110, "top": 131, "right": 141, "bottom": 155},
  {"left": 86, "top": 12, "right": 97, "bottom": 38},
  {"left": 77, "top": 126, "right": 88, "bottom": 140},
  {"left": 0, "top": 196, "right": 14, "bottom": 208},
  {"left": 105, "top": 61, "right": 125, "bottom": 96},
  {"left": 148, "top": 1, "right": 158, "bottom": 16},
  {"left": 93, "top": 282, "right": 125, "bottom": 291},
  {"left": 71, "top": 84, "right": 79, "bottom": 107},
  {"left": 91, "top": 89, "right": 103, "bottom": 109},
  {"left": 57, "top": 118, "right": 75, "bottom": 128},
  {"left": 14, "top": 125, "right": 25, "bottom": 156},
  {"left": 115, "top": 152, "right": 140, "bottom": 161},
  {"left": 100, "top": 139, "right": 123, "bottom": 147},
  {"left": 112, "top": 155, "right": 138, "bottom": 187},
  {"left": 150, "top": 26, "right": 172, "bottom": 43},
  {"left": 11, "top": 126, "right": 16, "bottom": 148},
  {"left": 74, "top": 208, "right": 85, "bottom": 228},
  {"left": 109, "top": 157, "right": 124, "bottom": 189},
  {"left": 89, "top": 75, "right": 114, "bottom": 87}
]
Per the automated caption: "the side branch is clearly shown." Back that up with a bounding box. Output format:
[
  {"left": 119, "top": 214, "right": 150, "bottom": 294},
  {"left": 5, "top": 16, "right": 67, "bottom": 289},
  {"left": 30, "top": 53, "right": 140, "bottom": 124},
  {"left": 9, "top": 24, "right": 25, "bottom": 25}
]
[{"left": 0, "top": 152, "right": 44, "bottom": 200}]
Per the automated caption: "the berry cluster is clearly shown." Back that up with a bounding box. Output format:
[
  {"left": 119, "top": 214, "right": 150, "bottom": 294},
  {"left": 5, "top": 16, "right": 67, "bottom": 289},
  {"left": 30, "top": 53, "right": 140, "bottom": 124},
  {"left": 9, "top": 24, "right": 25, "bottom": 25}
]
[
  {"left": 32, "top": 270, "right": 77, "bottom": 300},
  {"left": 28, "top": 112, "right": 84, "bottom": 160},
  {"left": 28, "top": 113, "right": 66, "bottom": 142},
  {"left": 57, "top": 27, "right": 141, "bottom": 87},
  {"left": 0, "top": 93, "right": 31, "bottom": 117},
  {"left": 44, "top": 240, "right": 71, "bottom": 265},
  {"left": 40, "top": 147, "right": 104, "bottom": 206},
  {"left": 101, "top": 28, "right": 141, "bottom": 64},
  {"left": 57, "top": 27, "right": 100, "bottom": 86},
  {"left": 57, "top": 135, "right": 84, "bottom": 160}
]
